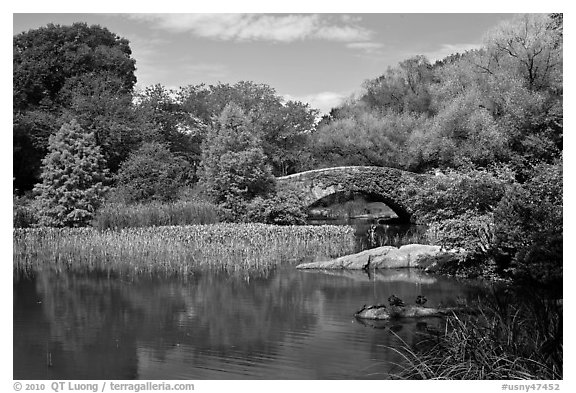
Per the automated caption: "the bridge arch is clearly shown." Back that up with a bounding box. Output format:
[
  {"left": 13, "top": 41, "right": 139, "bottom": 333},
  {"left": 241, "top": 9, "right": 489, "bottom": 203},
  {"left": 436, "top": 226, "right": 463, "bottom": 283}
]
[
  {"left": 276, "top": 166, "right": 427, "bottom": 223},
  {"left": 308, "top": 190, "right": 411, "bottom": 223}
]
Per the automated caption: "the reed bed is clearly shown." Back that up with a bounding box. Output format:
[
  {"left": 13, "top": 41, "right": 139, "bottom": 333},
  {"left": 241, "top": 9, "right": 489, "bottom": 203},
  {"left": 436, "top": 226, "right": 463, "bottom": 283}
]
[
  {"left": 388, "top": 292, "right": 562, "bottom": 380},
  {"left": 92, "top": 201, "right": 220, "bottom": 230},
  {"left": 14, "top": 224, "right": 356, "bottom": 278}
]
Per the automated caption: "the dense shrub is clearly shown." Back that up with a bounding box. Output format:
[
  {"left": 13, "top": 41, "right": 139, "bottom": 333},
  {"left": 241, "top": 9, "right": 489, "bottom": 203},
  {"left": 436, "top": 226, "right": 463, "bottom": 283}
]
[
  {"left": 402, "top": 168, "right": 515, "bottom": 276},
  {"left": 406, "top": 160, "right": 562, "bottom": 285},
  {"left": 427, "top": 212, "right": 495, "bottom": 254},
  {"left": 416, "top": 252, "right": 464, "bottom": 276},
  {"left": 404, "top": 167, "right": 512, "bottom": 223},
  {"left": 493, "top": 160, "right": 562, "bottom": 288},
  {"left": 115, "top": 142, "right": 192, "bottom": 203},
  {"left": 245, "top": 189, "right": 308, "bottom": 225},
  {"left": 13, "top": 194, "right": 39, "bottom": 228}
]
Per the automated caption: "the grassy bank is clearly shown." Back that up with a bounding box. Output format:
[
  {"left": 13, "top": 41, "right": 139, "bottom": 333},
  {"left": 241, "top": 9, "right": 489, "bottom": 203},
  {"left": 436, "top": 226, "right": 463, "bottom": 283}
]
[
  {"left": 14, "top": 224, "right": 356, "bottom": 277},
  {"left": 390, "top": 289, "right": 562, "bottom": 380}
]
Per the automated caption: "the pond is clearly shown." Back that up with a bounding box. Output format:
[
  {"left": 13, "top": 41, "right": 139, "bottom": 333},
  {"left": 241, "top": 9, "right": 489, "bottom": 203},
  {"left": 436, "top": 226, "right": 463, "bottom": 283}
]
[{"left": 14, "top": 267, "right": 489, "bottom": 380}]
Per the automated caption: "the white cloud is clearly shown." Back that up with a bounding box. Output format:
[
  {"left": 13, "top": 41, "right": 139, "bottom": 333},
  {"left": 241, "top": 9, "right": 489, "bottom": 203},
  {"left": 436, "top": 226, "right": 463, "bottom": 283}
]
[
  {"left": 126, "top": 14, "right": 371, "bottom": 43},
  {"left": 418, "top": 43, "right": 483, "bottom": 62},
  {"left": 284, "top": 91, "right": 349, "bottom": 115}
]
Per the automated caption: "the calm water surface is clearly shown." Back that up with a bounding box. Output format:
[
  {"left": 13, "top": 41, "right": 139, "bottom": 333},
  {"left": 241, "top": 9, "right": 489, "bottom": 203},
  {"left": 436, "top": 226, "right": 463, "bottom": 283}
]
[{"left": 14, "top": 267, "right": 488, "bottom": 379}]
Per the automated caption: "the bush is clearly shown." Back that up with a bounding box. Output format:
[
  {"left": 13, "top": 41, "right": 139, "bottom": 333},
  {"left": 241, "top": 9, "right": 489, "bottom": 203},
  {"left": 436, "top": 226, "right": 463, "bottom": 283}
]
[
  {"left": 402, "top": 167, "right": 516, "bottom": 276},
  {"left": 115, "top": 142, "right": 192, "bottom": 204},
  {"left": 427, "top": 212, "right": 494, "bottom": 252},
  {"left": 493, "top": 160, "right": 562, "bottom": 287},
  {"left": 415, "top": 252, "right": 463, "bottom": 275},
  {"left": 403, "top": 167, "right": 512, "bottom": 223},
  {"left": 13, "top": 194, "right": 39, "bottom": 228},
  {"left": 245, "top": 190, "right": 308, "bottom": 225}
]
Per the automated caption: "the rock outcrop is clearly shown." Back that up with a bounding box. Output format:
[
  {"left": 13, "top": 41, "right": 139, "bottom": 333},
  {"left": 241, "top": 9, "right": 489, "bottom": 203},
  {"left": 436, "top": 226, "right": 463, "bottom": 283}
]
[{"left": 296, "top": 244, "right": 442, "bottom": 270}]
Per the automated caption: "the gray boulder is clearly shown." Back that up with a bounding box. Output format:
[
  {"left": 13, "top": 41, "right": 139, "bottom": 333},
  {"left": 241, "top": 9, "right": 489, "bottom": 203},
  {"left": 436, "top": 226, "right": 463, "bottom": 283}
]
[{"left": 296, "top": 244, "right": 442, "bottom": 270}]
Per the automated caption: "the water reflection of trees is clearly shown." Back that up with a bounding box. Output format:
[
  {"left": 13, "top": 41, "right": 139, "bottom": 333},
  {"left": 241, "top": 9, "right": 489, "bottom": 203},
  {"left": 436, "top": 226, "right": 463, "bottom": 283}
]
[
  {"left": 14, "top": 275, "right": 140, "bottom": 379},
  {"left": 14, "top": 269, "right": 490, "bottom": 379},
  {"left": 14, "top": 270, "right": 319, "bottom": 379}
]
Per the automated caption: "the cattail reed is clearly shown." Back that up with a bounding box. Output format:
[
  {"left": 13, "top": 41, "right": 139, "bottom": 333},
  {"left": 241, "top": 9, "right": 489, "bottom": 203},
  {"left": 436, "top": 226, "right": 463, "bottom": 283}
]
[{"left": 14, "top": 224, "right": 355, "bottom": 278}]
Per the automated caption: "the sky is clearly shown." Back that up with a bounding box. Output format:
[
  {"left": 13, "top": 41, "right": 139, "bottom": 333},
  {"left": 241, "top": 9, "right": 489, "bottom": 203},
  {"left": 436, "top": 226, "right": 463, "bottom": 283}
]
[{"left": 12, "top": 13, "right": 514, "bottom": 114}]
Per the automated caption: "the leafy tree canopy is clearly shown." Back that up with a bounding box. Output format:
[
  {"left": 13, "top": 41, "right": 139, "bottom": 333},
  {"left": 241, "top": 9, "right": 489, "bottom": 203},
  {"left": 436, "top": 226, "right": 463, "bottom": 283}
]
[
  {"left": 200, "top": 103, "right": 275, "bottom": 221},
  {"left": 115, "top": 142, "right": 193, "bottom": 204},
  {"left": 13, "top": 22, "right": 137, "bottom": 193},
  {"left": 14, "top": 22, "right": 136, "bottom": 111},
  {"left": 178, "top": 81, "right": 318, "bottom": 176}
]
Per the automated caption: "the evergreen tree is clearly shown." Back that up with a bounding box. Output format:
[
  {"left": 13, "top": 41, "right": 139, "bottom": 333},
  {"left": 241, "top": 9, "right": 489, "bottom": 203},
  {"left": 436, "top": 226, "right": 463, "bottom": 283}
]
[
  {"left": 200, "top": 103, "right": 274, "bottom": 221},
  {"left": 34, "top": 120, "right": 109, "bottom": 227}
]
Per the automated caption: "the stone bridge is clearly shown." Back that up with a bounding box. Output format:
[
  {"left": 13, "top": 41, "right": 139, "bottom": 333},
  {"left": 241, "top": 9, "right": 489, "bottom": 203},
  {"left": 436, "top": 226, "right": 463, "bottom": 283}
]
[{"left": 276, "top": 166, "right": 428, "bottom": 223}]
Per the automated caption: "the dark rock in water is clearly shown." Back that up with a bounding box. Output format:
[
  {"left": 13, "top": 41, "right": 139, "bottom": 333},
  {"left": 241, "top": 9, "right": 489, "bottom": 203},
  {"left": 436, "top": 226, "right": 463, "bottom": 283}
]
[{"left": 354, "top": 304, "right": 472, "bottom": 320}]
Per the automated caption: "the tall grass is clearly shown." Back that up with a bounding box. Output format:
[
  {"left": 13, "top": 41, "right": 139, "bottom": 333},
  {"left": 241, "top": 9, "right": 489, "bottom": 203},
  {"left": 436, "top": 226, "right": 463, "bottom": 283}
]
[
  {"left": 92, "top": 201, "right": 220, "bottom": 230},
  {"left": 362, "top": 224, "right": 429, "bottom": 250},
  {"left": 14, "top": 224, "right": 356, "bottom": 278},
  {"left": 389, "top": 288, "right": 562, "bottom": 380}
]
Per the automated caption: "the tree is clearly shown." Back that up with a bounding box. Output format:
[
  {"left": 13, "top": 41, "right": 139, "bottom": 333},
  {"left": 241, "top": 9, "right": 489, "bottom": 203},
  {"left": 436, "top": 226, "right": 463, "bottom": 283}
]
[
  {"left": 407, "top": 87, "right": 510, "bottom": 170},
  {"left": 471, "top": 14, "right": 563, "bottom": 174},
  {"left": 13, "top": 22, "right": 137, "bottom": 193},
  {"left": 34, "top": 120, "right": 109, "bottom": 227},
  {"left": 134, "top": 85, "right": 205, "bottom": 171},
  {"left": 482, "top": 14, "right": 562, "bottom": 92},
  {"left": 64, "top": 73, "right": 151, "bottom": 174},
  {"left": 200, "top": 103, "right": 275, "bottom": 221},
  {"left": 13, "top": 110, "right": 61, "bottom": 192},
  {"left": 178, "top": 81, "right": 317, "bottom": 176},
  {"left": 115, "top": 142, "right": 192, "bottom": 203},
  {"left": 361, "top": 55, "right": 434, "bottom": 115},
  {"left": 260, "top": 100, "right": 317, "bottom": 176},
  {"left": 13, "top": 22, "right": 136, "bottom": 111},
  {"left": 310, "top": 108, "right": 423, "bottom": 170}
]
